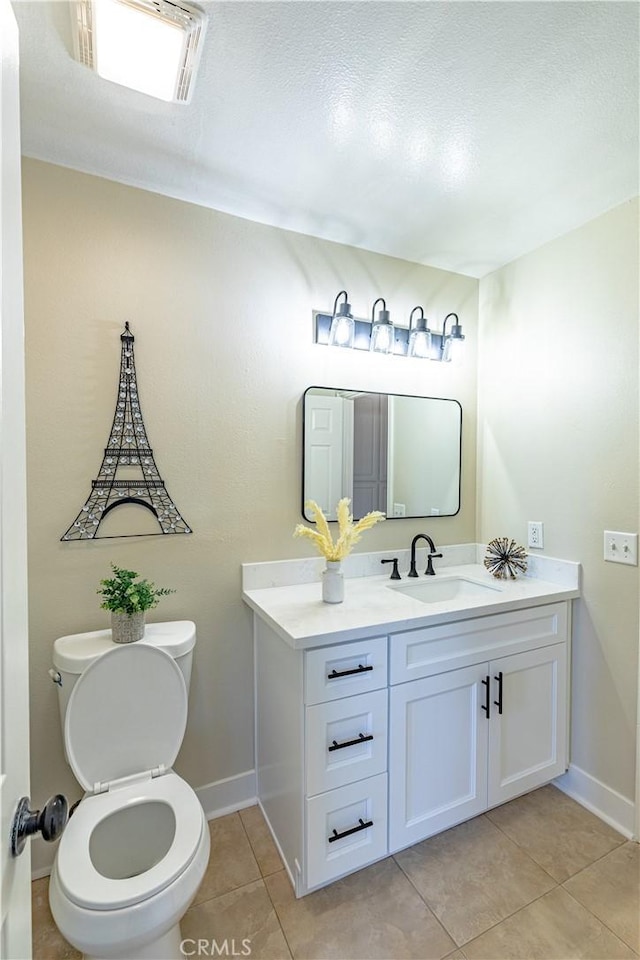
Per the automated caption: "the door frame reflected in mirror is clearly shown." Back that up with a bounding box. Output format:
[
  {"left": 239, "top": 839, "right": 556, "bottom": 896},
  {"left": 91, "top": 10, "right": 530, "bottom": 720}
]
[{"left": 302, "top": 386, "right": 462, "bottom": 522}]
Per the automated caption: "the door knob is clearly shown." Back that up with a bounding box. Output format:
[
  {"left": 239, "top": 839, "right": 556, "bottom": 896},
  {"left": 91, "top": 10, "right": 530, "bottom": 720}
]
[{"left": 10, "top": 794, "right": 68, "bottom": 857}]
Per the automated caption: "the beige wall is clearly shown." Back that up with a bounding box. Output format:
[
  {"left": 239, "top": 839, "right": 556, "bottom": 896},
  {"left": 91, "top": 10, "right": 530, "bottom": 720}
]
[
  {"left": 478, "top": 198, "right": 639, "bottom": 802},
  {"left": 22, "top": 158, "right": 478, "bottom": 871}
]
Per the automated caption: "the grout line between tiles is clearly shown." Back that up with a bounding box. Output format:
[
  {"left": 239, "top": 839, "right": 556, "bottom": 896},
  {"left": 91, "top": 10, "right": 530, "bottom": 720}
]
[
  {"left": 391, "top": 851, "right": 473, "bottom": 952},
  {"left": 260, "top": 871, "right": 296, "bottom": 960},
  {"left": 558, "top": 835, "right": 631, "bottom": 881},
  {"left": 484, "top": 791, "right": 628, "bottom": 876},
  {"left": 560, "top": 883, "right": 640, "bottom": 956},
  {"left": 391, "top": 814, "right": 570, "bottom": 950},
  {"left": 238, "top": 805, "right": 285, "bottom": 880},
  {"left": 239, "top": 807, "right": 293, "bottom": 957},
  {"left": 188, "top": 813, "right": 261, "bottom": 911},
  {"left": 483, "top": 798, "right": 629, "bottom": 885},
  {"left": 457, "top": 883, "right": 565, "bottom": 952},
  {"left": 237, "top": 809, "right": 257, "bottom": 856},
  {"left": 482, "top": 812, "right": 561, "bottom": 886},
  {"left": 234, "top": 807, "right": 263, "bottom": 878}
]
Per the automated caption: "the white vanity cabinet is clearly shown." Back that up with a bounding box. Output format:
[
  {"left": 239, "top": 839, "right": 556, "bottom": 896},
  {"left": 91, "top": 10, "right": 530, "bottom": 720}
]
[
  {"left": 388, "top": 603, "right": 568, "bottom": 852},
  {"left": 253, "top": 595, "right": 571, "bottom": 897}
]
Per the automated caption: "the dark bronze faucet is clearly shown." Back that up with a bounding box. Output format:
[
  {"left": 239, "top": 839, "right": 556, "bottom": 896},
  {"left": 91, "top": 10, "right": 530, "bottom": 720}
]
[{"left": 408, "top": 534, "right": 443, "bottom": 577}]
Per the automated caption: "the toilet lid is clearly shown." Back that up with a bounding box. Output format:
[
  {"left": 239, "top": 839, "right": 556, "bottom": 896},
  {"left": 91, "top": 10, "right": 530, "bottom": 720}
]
[{"left": 65, "top": 645, "right": 187, "bottom": 792}]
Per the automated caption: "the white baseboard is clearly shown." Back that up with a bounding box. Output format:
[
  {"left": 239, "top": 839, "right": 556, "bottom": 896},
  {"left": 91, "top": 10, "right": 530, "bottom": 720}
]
[
  {"left": 196, "top": 769, "right": 257, "bottom": 821},
  {"left": 554, "top": 764, "right": 636, "bottom": 840},
  {"left": 32, "top": 769, "right": 258, "bottom": 880}
]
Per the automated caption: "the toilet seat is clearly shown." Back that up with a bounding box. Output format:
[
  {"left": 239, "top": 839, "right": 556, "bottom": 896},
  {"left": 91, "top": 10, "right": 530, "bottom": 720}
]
[
  {"left": 55, "top": 770, "right": 205, "bottom": 911},
  {"left": 63, "top": 644, "right": 187, "bottom": 792}
]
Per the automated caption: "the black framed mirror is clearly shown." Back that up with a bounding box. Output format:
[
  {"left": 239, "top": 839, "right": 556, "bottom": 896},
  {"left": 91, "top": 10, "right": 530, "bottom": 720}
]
[{"left": 302, "top": 386, "right": 462, "bottom": 521}]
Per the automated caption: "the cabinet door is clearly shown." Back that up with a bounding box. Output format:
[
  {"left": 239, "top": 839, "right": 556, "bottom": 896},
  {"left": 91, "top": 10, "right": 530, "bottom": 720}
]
[
  {"left": 389, "top": 664, "right": 489, "bottom": 853},
  {"left": 488, "top": 643, "right": 567, "bottom": 807}
]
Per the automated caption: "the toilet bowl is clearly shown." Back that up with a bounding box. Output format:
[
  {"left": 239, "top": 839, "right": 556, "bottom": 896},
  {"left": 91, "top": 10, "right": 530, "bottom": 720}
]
[{"left": 49, "top": 640, "right": 210, "bottom": 960}]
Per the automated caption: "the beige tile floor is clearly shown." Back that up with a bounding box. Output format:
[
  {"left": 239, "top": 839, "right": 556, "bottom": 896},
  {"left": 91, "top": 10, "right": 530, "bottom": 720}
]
[{"left": 32, "top": 785, "right": 639, "bottom": 960}]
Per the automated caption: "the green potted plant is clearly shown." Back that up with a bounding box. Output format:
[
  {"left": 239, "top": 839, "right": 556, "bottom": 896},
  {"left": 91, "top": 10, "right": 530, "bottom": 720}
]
[{"left": 98, "top": 563, "right": 175, "bottom": 643}]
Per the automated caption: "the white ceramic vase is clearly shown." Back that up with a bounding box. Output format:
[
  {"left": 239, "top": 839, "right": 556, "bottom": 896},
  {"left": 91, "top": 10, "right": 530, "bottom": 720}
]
[
  {"left": 322, "top": 561, "right": 344, "bottom": 604},
  {"left": 111, "top": 611, "right": 145, "bottom": 644}
]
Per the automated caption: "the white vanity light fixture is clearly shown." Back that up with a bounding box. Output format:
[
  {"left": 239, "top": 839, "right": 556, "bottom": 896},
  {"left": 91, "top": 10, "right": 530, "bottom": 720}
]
[
  {"left": 407, "top": 306, "right": 433, "bottom": 359},
  {"left": 328, "top": 290, "right": 356, "bottom": 348},
  {"left": 71, "top": 0, "right": 208, "bottom": 103},
  {"left": 369, "top": 298, "right": 394, "bottom": 354}
]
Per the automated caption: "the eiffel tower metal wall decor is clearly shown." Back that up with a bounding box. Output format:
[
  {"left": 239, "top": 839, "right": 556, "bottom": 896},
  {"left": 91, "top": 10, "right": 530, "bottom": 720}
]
[{"left": 62, "top": 323, "right": 192, "bottom": 540}]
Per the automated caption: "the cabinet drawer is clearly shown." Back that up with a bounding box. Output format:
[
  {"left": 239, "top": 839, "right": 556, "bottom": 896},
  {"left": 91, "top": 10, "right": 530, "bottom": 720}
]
[
  {"left": 306, "top": 689, "right": 388, "bottom": 796},
  {"left": 305, "top": 636, "right": 388, "bottom": 705},
  {"left": 305, "top": 774, "right": 388, "bottom": 890},
  {"left": 390, "top": 603, "right": 568, "bottom": 685}
]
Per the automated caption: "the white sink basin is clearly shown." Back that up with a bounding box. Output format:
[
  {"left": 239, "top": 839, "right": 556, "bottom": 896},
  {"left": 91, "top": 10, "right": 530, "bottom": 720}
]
[{"left": 388, "top": 576, "right": 502, "bottom": 604}]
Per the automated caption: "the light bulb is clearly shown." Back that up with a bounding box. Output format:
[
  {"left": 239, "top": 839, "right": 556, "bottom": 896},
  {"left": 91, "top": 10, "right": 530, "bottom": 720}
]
[
  {"left": 408, "top": 329, "right": 432, "bottom": 359},
  {"left": 369, "top": 301, "right": 394, "bottom": 355},
  {"left": 329, "top": 313, "right": 355, "bottom": 347},
  {"left": 328, "top": 295, "right": 355, "bottom": 348},
  {"left": 442, "top": 336, "right": 464, "bottom": 363},
  {"left": 440, "top": 313, "right": 465, "bottom": 363},
  {"left": 370, "top": 322, "right": 394, "bottom": 353}
]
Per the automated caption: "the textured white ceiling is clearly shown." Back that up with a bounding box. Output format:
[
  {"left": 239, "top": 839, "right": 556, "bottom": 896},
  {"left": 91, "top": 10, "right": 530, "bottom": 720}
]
[{"left": 12, "top": 0, "right": 640, "bottom": 277}]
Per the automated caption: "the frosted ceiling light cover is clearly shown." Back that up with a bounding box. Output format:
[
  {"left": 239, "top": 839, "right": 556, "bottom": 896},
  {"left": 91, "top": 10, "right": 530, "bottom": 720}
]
[{"left": 73, "top": 0, "right": 207, "bottom": 103}]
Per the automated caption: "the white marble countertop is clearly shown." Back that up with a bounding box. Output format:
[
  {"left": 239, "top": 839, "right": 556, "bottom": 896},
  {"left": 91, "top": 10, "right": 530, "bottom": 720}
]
[{"left": 242, "top": 560, "right": 581, "bottom": 650}]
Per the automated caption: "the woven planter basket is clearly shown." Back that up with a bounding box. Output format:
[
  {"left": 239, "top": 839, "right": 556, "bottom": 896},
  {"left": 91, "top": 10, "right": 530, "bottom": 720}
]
[{"left": 111, "top": 611, "right": 145, "bottom": 644}]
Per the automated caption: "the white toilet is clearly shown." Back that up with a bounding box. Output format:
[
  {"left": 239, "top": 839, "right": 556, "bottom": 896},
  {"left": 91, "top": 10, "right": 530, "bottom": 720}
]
[{"left": 48, "top": 621, "right": 210, "bottom": 960}]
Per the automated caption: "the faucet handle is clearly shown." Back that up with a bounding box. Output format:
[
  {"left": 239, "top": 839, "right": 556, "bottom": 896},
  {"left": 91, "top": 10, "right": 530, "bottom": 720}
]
[
  {"left": 425, "top": 552, "right": 443, "bottom": 576},
  {"left": 381, "top": 558, "right": 401, "bottom": 580}
]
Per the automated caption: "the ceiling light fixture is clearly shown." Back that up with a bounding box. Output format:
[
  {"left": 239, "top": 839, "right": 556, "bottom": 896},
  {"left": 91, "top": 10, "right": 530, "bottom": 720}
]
[
  {"left": 72, "top": 0, "right": 207, "bottom": 103},
  {"left": 314, "top": 293, "right": 465, "bottom": 363}
]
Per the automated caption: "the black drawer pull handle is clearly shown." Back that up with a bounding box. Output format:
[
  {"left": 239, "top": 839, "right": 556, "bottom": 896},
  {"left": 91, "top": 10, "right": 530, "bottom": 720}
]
[
  {"left": 328, "top": 732, "right": 374, "bottom": 752},
  {"left": 327, "top": 664, "right": 373, "bottom": 680},
  {"left": 328, "top": 818, "right": 373, "bottom": 843},
  {"left": 494, "top": 671, "right": 503, "bottom": 715},
  {"left": 481, "top": 675, "right": 490, "bottom": 719}
]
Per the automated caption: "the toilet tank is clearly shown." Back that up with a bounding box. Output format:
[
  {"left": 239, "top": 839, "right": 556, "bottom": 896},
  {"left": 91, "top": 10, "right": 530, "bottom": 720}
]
[{"left": 51, "top": 621, "right": 196, "bottom": 736}]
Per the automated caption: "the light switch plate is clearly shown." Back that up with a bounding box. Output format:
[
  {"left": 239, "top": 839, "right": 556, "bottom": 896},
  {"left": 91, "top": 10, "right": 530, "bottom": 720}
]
[{"left": 604, "top": 530, "right": 638, "bottom": 565}]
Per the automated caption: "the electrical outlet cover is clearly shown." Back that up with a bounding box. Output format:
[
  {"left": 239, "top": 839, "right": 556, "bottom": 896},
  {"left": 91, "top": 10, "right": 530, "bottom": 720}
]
[{"left": 527, "top": 521, "right": 544, "bottom": 549}]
